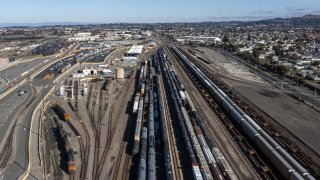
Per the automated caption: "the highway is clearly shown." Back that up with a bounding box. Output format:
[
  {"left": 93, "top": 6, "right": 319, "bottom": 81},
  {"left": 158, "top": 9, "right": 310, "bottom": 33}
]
[
  {"left": 0, "top": 52, "right": 78, "bottom": 179},
  {"left": 32, "top": 56, "right": 76, "bottom": 86},
  {"left": 0, "top": 85, "right": 51, "bottom": 180},
  {"left": 0, "top": 57, "right": 48, "bottom": 81},
  {"left": 0, "top": 85, "right": 34, "bottom": 164},
  {"left": 0, "top": 86, "right": 31, "bottom": 125},
  {"left": 0, "top": 43, "right": 78, "bottom": 96}
]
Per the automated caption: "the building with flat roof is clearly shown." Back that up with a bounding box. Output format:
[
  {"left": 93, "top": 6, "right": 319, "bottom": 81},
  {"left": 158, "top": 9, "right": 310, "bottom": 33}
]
[
  {"left": 123, "top": 45, "right": 144, "bottom": 62},
  {"left": 176, "top": 36, "right": 222, "bottom": 44},
  {"left": 68, "top": 32, "right": 100, "bottom": 42},
  {"left": 125, "top": 45, "right": 144, "bottom": 57},
  {"left": 0, "top": 57, "right": 9, "bottom": 67}
]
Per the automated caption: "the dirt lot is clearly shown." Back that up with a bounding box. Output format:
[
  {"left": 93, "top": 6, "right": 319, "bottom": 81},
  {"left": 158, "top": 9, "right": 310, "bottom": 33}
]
[{"left": 194, "top": 46, "right": 320, "bottom": 158}]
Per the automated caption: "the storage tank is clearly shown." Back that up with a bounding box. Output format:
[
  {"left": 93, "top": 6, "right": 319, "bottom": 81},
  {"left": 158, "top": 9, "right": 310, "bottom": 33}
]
[{"left": 116, "top": 68, "right": 124, "bottom": 79}]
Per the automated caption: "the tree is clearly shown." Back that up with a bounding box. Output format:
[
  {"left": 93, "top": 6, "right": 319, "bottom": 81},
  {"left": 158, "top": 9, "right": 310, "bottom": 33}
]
[
  {"left": 312, "top": 61, "right": 320, "bottom": 67},
  {"left": 273, "top": 45, "right": 283, "bottom": 56},
  {"left": 277, "top": 65, "right": 289, "bottom": 76},
  {"left": 247, "top": 34, "right": 252, "bottom": 41},
  {"left": 252, "top": 48, "right": 260, "bottom": 59},
  {"left": 223, "top": 35, "right": 230, "bottom": 43}
]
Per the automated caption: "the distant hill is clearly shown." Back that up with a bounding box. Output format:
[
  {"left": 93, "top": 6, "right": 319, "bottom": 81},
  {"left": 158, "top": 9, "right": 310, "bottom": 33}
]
[
  {"left": 246, "top": 15, "right": 320, "bottom": 26},
  {"left": 0, "top": 15, "right": 319, "bottom": 27}
]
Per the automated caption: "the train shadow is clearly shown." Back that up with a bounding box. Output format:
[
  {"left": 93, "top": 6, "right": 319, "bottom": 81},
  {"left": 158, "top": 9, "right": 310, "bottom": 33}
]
[
  {"left": 121, "top": 68, "right": 141, "bottom": 180},
  {"left": 51, "top": 124, "right": 69, "bottom": 174},
  {"left": 52, "top": 106, "right": 65, "bottom": 121}
]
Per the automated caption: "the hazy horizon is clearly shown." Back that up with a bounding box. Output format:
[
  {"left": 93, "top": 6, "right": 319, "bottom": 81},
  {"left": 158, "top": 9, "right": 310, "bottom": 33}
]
[{"left": 0, "top": 0, "right": 320, "bottom": 24}]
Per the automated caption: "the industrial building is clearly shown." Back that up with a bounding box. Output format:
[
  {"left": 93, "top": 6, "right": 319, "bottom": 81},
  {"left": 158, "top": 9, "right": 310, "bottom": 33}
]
[
  {"left": 83, "top": 67, "right": 98, "bottom": 76},
  {"left": 123, "top": 45, "right": 144, "bottom": 62},
  {"left": 176, "top": 36, "right": 222, "bottom": 44},
  {"left": 68, "top": 32, "right": 100, "bottom": 42},
  {"left": 0, "top": 57, "right": 9, "bottom": 67},
  {"left": 72, "top": 66, "right": 115, "bottom": 78}
]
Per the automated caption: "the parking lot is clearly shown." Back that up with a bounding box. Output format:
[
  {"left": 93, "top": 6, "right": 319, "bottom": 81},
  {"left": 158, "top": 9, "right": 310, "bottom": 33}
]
[
  {"left": 32, "top": 40, "right": 70, "bottom": 56},
  {"left": 33, "top": 56, "right": 77, "bottom": 86}
]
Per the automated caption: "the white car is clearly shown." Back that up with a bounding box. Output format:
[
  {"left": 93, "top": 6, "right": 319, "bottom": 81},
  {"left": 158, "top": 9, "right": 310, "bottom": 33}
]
[{"left": 17, "top": 90, "right": 27, "bottom": 96}]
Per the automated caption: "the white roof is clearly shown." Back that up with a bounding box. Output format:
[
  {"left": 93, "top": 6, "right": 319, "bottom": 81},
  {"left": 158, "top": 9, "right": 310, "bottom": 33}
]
[
  {"left": 127, "top": 45, "right": 144, "bottom": 55},
  {"left": 102, "top": 69, "right": 112, "bottom": 73}
]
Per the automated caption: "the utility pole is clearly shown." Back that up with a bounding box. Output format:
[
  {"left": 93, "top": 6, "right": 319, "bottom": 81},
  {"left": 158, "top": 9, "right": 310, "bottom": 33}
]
[
  {"left": 289, "top": 80, "right": 292, "bottom": 93},
  {"left": 5, "top": 69, "right": 8, "bottom": 87},
  {"left": 41, "top": 88, "right": 44, "bottom": 118}
]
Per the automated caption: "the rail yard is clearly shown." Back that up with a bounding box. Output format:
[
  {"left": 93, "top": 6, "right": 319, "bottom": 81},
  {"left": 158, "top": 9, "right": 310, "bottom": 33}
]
[{"left": 1, "top": 31, "right": 320, "bottom": 180}]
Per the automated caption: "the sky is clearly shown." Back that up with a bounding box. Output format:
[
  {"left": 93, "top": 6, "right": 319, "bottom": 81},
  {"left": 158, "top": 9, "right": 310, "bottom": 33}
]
[{"left": 0, "top": 0, "right": 320, "bottom": 23}]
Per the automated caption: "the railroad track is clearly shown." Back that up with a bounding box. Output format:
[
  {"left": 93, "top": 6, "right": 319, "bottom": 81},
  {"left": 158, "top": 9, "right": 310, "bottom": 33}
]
[
  {"left": 86, "top": 84, "right": 100, "bottom": 179},
  {"left": 89, "top": 82, "right": 110, "bottom": 180},
  {"left": 159, "top": 75, "right": 182, "bottom": 180},
  {"left": 69, "top": 174, "right": 75, "bottom": 180},
  {"left": 96, "top": 78, "right": 134, "bottom": 179},
  {"left": 180, "top": 47, "right": 320, "bottom": 178},
  {"left": 76, "top": 112, "right": 90, "bottom": 179},
  {"left": 216, "top": 75, "right": 320, "bottom": 177},
  {"left": 72, "top": 90, "right": 91, "bottom": 179},
  {"left": 51, "top": 115, "right": 71, "bottom": 179},
  {"left": 47, "top": 118, "right": 63, "bottom": 179},
  {"left": 111, "top": 118, "right": 130, "bottom": 180},
  {"left": 169, "top": 46, "right": 279, "bottom": 179},
  {"left": 83, "top": 80, "right": 117, "bottom": 180},
  {"left": 94, "top": 86, "right": 112, "bottom": 180}
]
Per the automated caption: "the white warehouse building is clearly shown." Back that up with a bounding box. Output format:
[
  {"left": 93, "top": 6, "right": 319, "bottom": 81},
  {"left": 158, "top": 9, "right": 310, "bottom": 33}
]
[
  {"left": 83, "top": 67, "right": 98, "bottom": 76},
  {"left": 68, "top": 32, "right": 100, "bottom": 42},
  {"left": 123, "top": 45, "right": 144, "bottom": 61}
]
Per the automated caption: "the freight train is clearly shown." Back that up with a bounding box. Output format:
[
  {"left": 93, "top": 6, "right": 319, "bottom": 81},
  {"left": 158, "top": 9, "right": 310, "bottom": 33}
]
[
  {"left": 133, "top": 48, "right": 231, "bottom": 180},
  {"left": 193, "top": 113, "right": 236, "bottom": 180},
  {"left": 158, "top": 49, "right": 208, "bottom": 179},
  {"left": 194, "top": 126, "right": 225, "bottom": 180},
  {"left": 55, "top": 104, "right": 71, "bottom": 121},
  {"left": 156, "top": 74, "right": 174, "bottom": 180},
  {"left": 138, "top": 127, "right": 148, "bottom": 180},
  {"left": 133, "top": 97, "right": 144, "bottom": 155},
  {"left": 133, "top": 93, "right": 141, "bottom": 113},
  {"left": 148, "top": 89, "right": 156, "bottom": 180},
  {"left": 59, "top": 126, "right": 76, "bottom": 174},
  {"left": 171, "top": 45, "right": 315, "bottom": 180},
  {"left": 161, "top": 47, "right": 245, "bottom": 179},
  {"left": 134, "top": 56, "right": 158, "bottom": 179},
  {"left": 64, "top": 135, "right": 76, "bottom": 174}
]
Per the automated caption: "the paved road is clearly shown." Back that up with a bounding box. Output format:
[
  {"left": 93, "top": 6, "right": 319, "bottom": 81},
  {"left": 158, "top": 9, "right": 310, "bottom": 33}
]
[
  {"left": 33, "top": 57, "right": 76, "bottom": 87},
  {"left": 0, "top": 58, "right": 48, "bottom": 81},
  {"left": 0, "top": 85, "right": 32, "bottom": 151},
  {"left": 0, "top": 86, "right": 51, "bottom": 180},
  {"left": 0, "top": 57, "right": 48, "bottom": 93},
  {"left": 0, "top": 56, "right": 77, "bottom": 179}
]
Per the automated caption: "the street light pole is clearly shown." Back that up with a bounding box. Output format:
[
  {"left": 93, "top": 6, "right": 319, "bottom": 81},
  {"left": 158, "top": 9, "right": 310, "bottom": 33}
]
[{"left": 41, "top": 88, "right": 44, "bottom": 118}]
